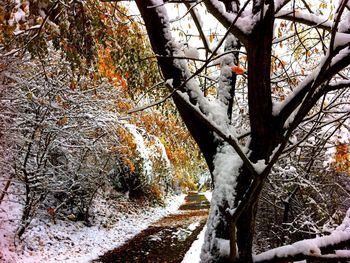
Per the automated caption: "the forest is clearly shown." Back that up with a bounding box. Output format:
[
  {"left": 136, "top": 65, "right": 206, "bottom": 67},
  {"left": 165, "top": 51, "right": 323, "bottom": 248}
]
[{"left": 1, "top": 0, "right": 350, "bottom": 262}]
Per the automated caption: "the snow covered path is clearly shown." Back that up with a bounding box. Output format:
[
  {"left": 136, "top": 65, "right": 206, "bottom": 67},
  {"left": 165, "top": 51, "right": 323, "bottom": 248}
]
[
  {"left": 95, "top": 192, "right": 210, "bottom": 263},
  {"left": 0, "top": 194, "right": 185, "bottom": 263}
]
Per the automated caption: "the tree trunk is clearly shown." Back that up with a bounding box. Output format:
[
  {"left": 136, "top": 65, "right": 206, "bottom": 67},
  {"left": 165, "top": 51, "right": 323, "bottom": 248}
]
[
  {"left": 232, "top": 2, "right": 277, "bottom": 261},
  {"left": 236, "top": 201, "right": 258, "bottom": 263},
  {"left": 136, "top": 1, "right": 284, "bottom": 262}
]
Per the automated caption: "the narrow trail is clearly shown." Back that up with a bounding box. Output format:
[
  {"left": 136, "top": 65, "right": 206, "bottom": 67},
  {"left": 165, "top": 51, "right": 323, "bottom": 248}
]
[{"left": 94, "top": 192, "right": 210, "bottom": 263}]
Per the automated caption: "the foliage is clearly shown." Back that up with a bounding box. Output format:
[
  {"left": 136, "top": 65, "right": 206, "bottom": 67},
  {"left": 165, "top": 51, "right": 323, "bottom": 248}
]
[
  {"left": 0, "top": 0, "right": 166, "bottom": 98},
  {"left": 334, "top": 141, "right": 350, "bottom": 174},
  {"left": 1, "top": 0, "right": 206, "bottom": 189},
  {"left": 0, "top": 0, "right": 206, "bottom": 239},
  {"left": 135, "top": 109, "right": 206, "bottom": 191}
]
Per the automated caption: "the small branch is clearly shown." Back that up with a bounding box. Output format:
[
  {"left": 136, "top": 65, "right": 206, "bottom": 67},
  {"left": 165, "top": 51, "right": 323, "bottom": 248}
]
[
  {"left": 184, "top": 2, "right": 212, "bottom": 54},
  {"left": 127, "top": 88, "right": 176, "bottom": 114}
]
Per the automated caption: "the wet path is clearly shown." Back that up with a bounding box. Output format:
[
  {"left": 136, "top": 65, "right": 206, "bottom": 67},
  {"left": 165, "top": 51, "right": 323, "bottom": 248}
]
[{"left": 95, "top": 192, "right": 210, "bottom": 263}]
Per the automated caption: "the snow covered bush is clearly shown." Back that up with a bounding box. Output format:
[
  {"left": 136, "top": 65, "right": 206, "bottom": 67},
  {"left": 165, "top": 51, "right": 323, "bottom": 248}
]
[
  {"left": 0, "top": 50, "right": 176, "bottom": 237},
  {"left": 0, "top": 55, "right": 119, "bottom": 235}
]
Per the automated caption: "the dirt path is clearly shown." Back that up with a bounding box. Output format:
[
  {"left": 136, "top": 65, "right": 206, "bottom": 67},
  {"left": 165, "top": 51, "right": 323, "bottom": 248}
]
[{"left": 94, "top": 192, "right": 210, "bottom": 263}]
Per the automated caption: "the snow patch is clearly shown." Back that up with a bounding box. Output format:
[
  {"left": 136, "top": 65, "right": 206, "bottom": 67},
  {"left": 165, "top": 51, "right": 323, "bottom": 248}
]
[
  {"left": 124, "top": 123, "right": 153, "bottom": 181},
  {"left": 181, "top": 226, "right": 206, "bottom": 263},
  {"left": 14, "top": 8, "right": 26, "bottom": 23},
  {"left": 334, "top": 32, "right": 350, "bottom": 49},
  {"left": 252, "top": 159, "right": 267, "bottom": 174},
  {"left": 184, "top": 46, "right": 200, "bottom": 60}
]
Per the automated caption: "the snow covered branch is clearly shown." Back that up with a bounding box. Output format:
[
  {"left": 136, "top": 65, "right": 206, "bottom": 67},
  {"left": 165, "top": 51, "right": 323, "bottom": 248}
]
[
  {"left": 275, "top": 43, "right": 350, "bottom": 128},
  {"left": 327, "top": 80, "right": 350, "bottom": 91},
  {"left": 254, "top": 208, "right": 350, "bottom": 263},
  {"left": 203, "top": 0, "right": 252, "bottom": 45}
]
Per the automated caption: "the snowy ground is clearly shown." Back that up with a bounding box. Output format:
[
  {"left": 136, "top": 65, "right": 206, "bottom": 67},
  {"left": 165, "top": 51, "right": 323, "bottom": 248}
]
[{"left": 0, "top": 186, "right": 185, "bottom": 263}]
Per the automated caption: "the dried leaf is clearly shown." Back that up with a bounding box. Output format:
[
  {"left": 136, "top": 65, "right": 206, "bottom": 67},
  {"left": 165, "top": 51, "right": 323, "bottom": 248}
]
[{"left": 231, "top": 66, "right": 245, "bottom": 75}]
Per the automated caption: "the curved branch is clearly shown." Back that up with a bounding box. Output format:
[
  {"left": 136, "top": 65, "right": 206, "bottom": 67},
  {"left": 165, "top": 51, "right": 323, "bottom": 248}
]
[{"left": 276, "top": 44, "right": 350, "bottom": 124}]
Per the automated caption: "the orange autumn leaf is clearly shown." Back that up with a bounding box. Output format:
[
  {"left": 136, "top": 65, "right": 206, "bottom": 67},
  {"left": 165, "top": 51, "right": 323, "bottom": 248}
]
[
  {"left": 231, "top": 66, "right": 245, "bottom": 75},
  {"left": 209, "top": 33, "right": 214, "bottom": 43},
  {"left": 123, "top": 157, "right": 135, "bottom": 172},
  {"left": 47, "top": 207, "right": 56, "bottom": 224},
  {"left": 110, "top": 146, "right": 119, "bottom": 153},
  {"left": 345, "top": 153, "right": 350, "bottom": 161},
  {"left": 69, "top": 80, "right": 76, "bottom": 90}
]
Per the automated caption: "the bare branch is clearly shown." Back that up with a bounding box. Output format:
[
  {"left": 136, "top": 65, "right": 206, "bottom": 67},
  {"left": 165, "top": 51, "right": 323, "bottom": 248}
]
[{"left": 184, "top": 2, "right": 212, "bottom": 54}]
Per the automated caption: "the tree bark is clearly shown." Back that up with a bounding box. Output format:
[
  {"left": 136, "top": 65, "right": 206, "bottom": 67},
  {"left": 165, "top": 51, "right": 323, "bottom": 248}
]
[{"left": 233, "top": 2, "right": 282, "bottom": 261}]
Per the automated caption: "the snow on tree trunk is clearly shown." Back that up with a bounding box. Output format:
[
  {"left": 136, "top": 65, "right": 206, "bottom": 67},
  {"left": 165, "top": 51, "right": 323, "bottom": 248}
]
[{"left": 200, "top": 143, "right": 242, "bottom": 262}]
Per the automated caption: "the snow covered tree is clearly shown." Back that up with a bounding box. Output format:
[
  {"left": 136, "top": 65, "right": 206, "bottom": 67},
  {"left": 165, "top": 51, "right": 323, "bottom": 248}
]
[
  {"left": 133, "top": 0, "right": 350, "bottom": 262},
  {"left": 2, "top": 0, "right": 350, "bottom": 261},
  {"left": 0, "top": 53, "right": 127, "bottom": 236}
]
